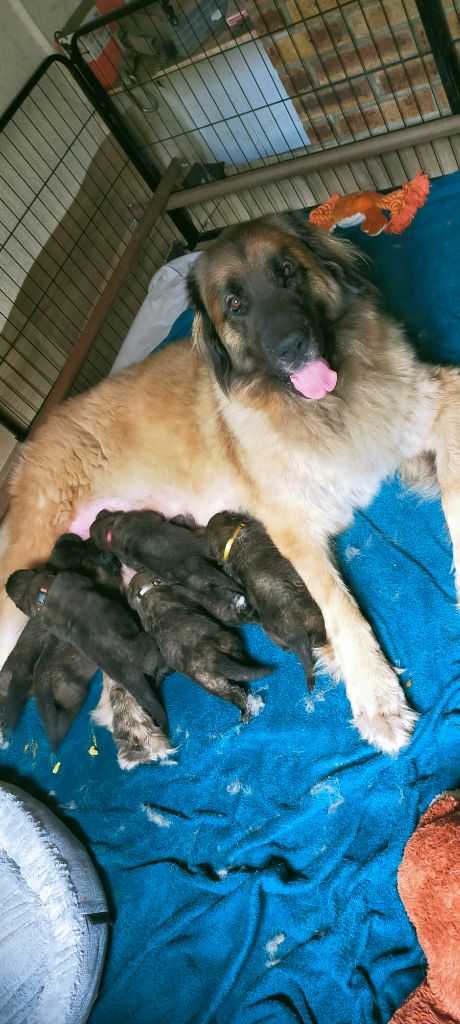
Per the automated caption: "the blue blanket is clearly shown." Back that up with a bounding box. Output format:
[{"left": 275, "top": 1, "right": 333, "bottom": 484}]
[{"left": 1, "top": 172, "right": 460, "bottom": 1024}]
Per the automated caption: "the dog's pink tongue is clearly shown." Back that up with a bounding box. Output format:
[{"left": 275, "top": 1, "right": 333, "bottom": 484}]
[{"left": 290, "top": 359, "right": 337, "bottom": 399}]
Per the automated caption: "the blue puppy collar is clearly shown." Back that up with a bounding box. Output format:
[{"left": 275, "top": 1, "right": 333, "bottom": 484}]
[{"left": 35, "top": 586, "right": 49, "bottom": 613}]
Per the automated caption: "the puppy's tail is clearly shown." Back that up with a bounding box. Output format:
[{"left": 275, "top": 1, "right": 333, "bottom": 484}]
[
  {"left": 214, "top": 653, "right": 271, "bottom": 682},
  {"left": 295, "top": 636, "right": 316, "bottom": 693},
  {"left": 0, "top": 667, "right": 32, "bottom": 741},
  {"left": 34, "top": 681, "right": 78, "bottom": 750}
]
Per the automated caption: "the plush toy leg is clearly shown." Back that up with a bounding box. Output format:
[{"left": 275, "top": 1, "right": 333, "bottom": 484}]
[{"left": 360, "top": 207, "right": 388, "bottom": 235}]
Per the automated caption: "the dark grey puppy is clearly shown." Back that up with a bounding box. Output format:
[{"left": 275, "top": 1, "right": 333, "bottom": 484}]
[
  {"left": 0, "top": 534, "right": 124, "bottom": 747},
  {"left": 6, "top": 568, "right": 169, "bottom": 731},
  {"left": 89, "top": 509, "right": 255, "bottom": 625},
  {"left": 127, "top": 569, "right": 270, "bottom": 720},
  {"left": 47, "top": 532, "right": 122, "bottom": 596},
  {"left": 206, "top": 512, "right": 327, "bottom": 692}
]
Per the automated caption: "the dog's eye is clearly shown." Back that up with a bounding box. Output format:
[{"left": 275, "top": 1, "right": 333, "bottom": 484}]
[
  {"left": 281, "top": 262, "right": 294, "bottom": 280},
  {"left": 227, "top": 295, "right": 241, "bottom": 312}
]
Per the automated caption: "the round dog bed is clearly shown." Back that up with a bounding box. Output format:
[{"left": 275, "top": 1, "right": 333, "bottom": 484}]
[{"left": 0, "top": 783, "right": 108, "bottom": 1024}]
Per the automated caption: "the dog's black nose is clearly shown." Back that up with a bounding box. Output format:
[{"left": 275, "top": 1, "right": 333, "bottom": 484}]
[{"left": 274, "top": 331, "right": 309, "bottom": 366}]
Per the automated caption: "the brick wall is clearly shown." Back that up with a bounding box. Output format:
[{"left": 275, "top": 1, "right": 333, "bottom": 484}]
[{"left": 246, "top": 0, "right": 450, "bottom": 149}]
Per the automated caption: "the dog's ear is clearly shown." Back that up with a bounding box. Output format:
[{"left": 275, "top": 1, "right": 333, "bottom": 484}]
[
  {"left": 279, "top": 211, "right": 371, "bottom": 296},
  {"left": 187, "top": 265, "right": 233, "bottom": 393}
]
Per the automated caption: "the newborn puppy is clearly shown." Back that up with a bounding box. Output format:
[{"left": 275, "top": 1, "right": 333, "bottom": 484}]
[
  {"left": 206, "top": 512, "right": 327, "bottom": 692},
  {"left": 0, "top": 534, "right": 124, "bottom": 747},
  {"left": 127, "top": 569, "right": 270, "bottom": 720},
  {"left": 48, "top": 532, "right": 122, "bottom": 594},
  {"left": 90, "top": 509, "right": 254, "bottom": 625},
  {"left": 6, "top": 568, "right": 169, "bottom": 730}
]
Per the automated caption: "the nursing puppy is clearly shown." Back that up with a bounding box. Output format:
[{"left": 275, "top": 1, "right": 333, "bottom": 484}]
[
  {"left": 6, "top": 568, "right": 169, "bottom": 733},
  {"left": 127, "top": 569, "right": 269, "bottom": 719},
  {"left": 0, "top": 534, "right": 123, "bottom": 746},
  {"left": 207, "top": 511, "right": 327, "bottom": 691},
  {"left": 2, "top": 211, "right": 460, "bottom": 758},
  {"left": 90, "top": 509, "right": 255, "bottom": 626}
]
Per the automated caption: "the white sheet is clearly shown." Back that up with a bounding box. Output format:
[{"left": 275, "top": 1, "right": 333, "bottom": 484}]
[{"left": 111, "top": 251, "right": 200, "bottom": 374}]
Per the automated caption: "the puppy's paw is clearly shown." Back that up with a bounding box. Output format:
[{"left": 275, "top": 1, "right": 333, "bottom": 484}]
[{"left": 351, "top": 678, "right": 418, "bottom": 754}]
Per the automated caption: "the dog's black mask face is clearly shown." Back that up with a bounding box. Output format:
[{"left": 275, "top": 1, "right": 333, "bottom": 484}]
[{"left": 187, "top": 212, "right": 370, "bottom": 395}]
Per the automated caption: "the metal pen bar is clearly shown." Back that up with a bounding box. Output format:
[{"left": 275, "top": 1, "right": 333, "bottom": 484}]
[
  {"left": 166, "top": 113, "right": 460, "bottom": 209},
  {"left": 28, "top": 158, "right": 180, "bottom": 436}
]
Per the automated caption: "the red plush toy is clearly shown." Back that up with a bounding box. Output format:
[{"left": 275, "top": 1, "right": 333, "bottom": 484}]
[
  {"left": 390, "top": 792, "right": 460, "bottom": 1024},
  {"left": 309, "top": 171, "right": 430, "bottom": 236}
]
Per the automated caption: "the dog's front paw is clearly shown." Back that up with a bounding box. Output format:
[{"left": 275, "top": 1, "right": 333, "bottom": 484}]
[
  {"left": 116, "top": 726, "right": 175, "bottom": 770},
  {"left": 351, "top": 674, "right": 418, "bottom": 754}
]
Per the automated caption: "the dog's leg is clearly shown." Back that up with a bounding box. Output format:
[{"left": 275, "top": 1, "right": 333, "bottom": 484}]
[
  {"left": 258, "top": 519, "right": 417, "bottom": 753},
  {"left": 92, "top": 674, "right": 175, "bottom": 770},
  {"left": 430, "top": 367, "right": 460, "bottom": 603}
]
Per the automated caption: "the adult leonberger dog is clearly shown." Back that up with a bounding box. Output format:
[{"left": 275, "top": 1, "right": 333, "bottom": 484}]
[{"left": 0, "top": 212, "right": 458, "bottom": 755}]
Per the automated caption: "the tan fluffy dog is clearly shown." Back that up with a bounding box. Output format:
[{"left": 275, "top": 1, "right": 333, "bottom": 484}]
[{"left": 1, "top": 212, "right": 458, "bottom": 755}]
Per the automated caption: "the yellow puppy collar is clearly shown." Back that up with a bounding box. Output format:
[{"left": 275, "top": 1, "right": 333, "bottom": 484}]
[{"left": 223, "top": 523, "right": 246, "bottom": 562}]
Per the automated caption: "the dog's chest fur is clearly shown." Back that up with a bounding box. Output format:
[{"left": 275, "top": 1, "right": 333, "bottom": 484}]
[{"left": 222, "top": 343, "right": 438, "bottom": 535}]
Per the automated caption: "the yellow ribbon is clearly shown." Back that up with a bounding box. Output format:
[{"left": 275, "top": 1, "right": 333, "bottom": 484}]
[{"left": 223, "top": 523, "right": 246, "bottom": 562}]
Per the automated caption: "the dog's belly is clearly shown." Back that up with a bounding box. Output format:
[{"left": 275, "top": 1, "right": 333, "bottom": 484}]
[{"left": 70, "top": 481, "right": 245, "bottom": 538}]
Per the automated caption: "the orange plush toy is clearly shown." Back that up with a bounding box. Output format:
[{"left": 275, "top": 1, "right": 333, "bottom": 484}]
[
  {"left": 309, "top": 171, "right": 429, "bottom": 236},
  {"left": 389, "top": 792, "right": 460, "bottom": 1024}
]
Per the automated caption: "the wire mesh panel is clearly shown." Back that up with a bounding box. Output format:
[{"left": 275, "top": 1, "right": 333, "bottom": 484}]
[
  {"left": 0, "top": 55, "right": 183, "bottom": 437},
  {"left": 443, "top": 0, "right": 460, "bottom": 57},
  {"left": 68, "top": 0, "right": 459, "bottom": 233}
]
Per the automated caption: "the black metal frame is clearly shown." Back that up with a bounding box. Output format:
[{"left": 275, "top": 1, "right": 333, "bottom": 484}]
[
  {"left": 0, "top": 53, "right": 183, "bottom": 438},
  {"left": 415, "top": 0, "right": 460, "bottom": 114},
  {"left": 63, "top": 0, "right": 460, "bottom": 231}
]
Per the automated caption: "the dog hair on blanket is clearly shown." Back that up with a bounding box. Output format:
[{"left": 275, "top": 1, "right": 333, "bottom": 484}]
[
  {"left": 0, "top": 534, "right": 126, "bottom": 747},
  {"left": 6, "top": 564, "right": 169, "bottom": 738},
  {"left": 127, "top": 569, "right": 270, "bottom": 719},
  {"left": 90, "top": 509, "right": 255, "bottom": 625},
  {"left": 206, "top": 511, "right": 327, "bottom": 692}
]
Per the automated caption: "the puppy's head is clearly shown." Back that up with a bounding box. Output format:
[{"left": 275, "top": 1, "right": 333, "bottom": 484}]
[
  {"left": 90, "top": 510, "right": 119, "bottom": 551},
  {"left": 127, "top": 569, "right": 168, "bottom": 611},
  {"left": 48, "top": 533, "right": 86, "bottom": 570},
  {"left": 7, "top": 569, "right": 55, "bottom": 617},
  {"left": 187, "top": 212, "right": 371, "bottom": 398},
  {"left": 49, "top": 532, "right": 121, "bottom": 592},
  {"left": 206, "top": 511, "right": 251, "bottom": 568},
  {"left": 90, "top": 509, "right": 165, "bottom": 551}
]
